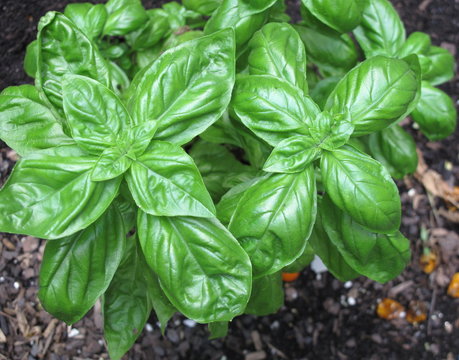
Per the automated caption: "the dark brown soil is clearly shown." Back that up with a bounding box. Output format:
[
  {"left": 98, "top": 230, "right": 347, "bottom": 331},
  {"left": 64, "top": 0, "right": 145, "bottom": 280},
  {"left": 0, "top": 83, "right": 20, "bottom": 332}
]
[{"left": 0, "top": 1, "right": 458, "bottom": 360}]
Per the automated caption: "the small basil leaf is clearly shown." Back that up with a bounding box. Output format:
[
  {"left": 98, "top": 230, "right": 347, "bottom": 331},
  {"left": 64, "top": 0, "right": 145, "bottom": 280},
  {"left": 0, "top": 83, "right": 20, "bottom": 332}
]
[
  {"left": 322, "top": 196, "right": 411, "bottom": 283},
  {"left": 183, "top": 0, "right": 222, "bottom": 16},
  {"left": 325, "top": 56, "right": 419, "bottom": 136},
  {"left": 309, "top": 111, "right": 354, "bottom": 151},
  {"left": 309, "top": 200, "right": 360, "bottom": 282},
  {"left": 91, "top": 147, "right": 133, "bottom": 182},
  {"left": 367, "top": 125, "right": 418, "bottom": 179},
  {"left": 282, "top": 244, "right": 314, "bottom": 273},
  {"left": 353, "top": 0, "right": 406, "bottom": 57},
  {"left": 411, "top": 82, "right": 457, "bottom": 141},
  {"left": 126, "top": 141, "right": 216, "bottom": 218},
  {"left": 208, "top": 322, "right": 229, "bottom": 340},
  {"left": 396, "top": 32, "right": 431, "bottom": 58},
  {"left": 0, "top": 152, "right": 121, "bottom": 239},
  {"left": 0, "top": 85, "right": 74, "bottom": 156},
  {"left": 137, "top": 214, "right": 252, "bottom": 323},
  {"left": 24, "top": 40, "right": 38, "bottom": 79},
  {"left": 38, "top": 204, "right": 125, "bottom": 325},
  {"left": 64, "top": 3, "right": 107, "bottom": 40},
  {"left": 229, "top": 168, "right": 317, "bottom": 277},
  {"left": 130, "top": 28, "right": 235, "bottom": 145},
  {"left": 263, "top": 136, "right": 321, "bottom": 174},
  {"left": 108, "top": 61, "right": 130, "bottom": 96},
  {"left": 321, "top": 145, "right": 401, "bottom": 233},
  {"left": 294, "top": 25, "right": 358, "bottom": 78},
  {"left": 127, "top": 121, "right": 158, "bottom": 157},
  {"left": 62, "top": 75, "right": 132, "bottom": 154},
  {"left": 248, "top": 23, "right": 308, "bottom": 94},
  {"left": 245, "top": 272, "right": 284, "bottom": 316},
  {"left": 103, "top": 0, "right": 148, "bottom": 36},
  {"left": 423, "top": 46, "right": 455, "bottom": 85},
  {"left": 231, "top": 75, "right": 320, "bottom": 146},
  {"left": 125, "top": 9, "right": 170, "bottom": 50},
  {"left": 37, "top": 12, "right": 111, "bottom": 116},
  {"left": 310, "top": 76, "right": 340, "bottom": 109},
  {"left": 301, "top": 0, "right": 363, "bottom": 33}
]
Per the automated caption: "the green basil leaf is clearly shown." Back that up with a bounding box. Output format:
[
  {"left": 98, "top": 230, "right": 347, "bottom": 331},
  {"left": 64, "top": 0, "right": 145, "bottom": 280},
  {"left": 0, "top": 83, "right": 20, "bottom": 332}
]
[
  {"left": 64, "top": 3, "right": 107, "bottom": 40},
  {"left": 125, "top": 9, "right": 170, "bottom": 50},
  {"left": 396, "top": 32, "right": 431, "bottom": 58},
  {"left": 130, "top": 28, "right": 235, "bottom": 145},
  {"left": 282, "top": 244, "right": 314, "bottom": 273},
  {"left": 190, "top": 141, "right": 255, "bottom": 201},
  {"left": 24, "top": 40, "right": 38, "bottom": 79},
  {"left": 103, "top": 0, "right": 148, "bottom": 36},
  {"left": 37, "top": 12, "right": 111, "bottom": 116},
  {"left": 325, "top": 56, "right": 419, "bottom": 136},
  {"left": 114, "top": 191, "right": 137, "bottom": 232},
  {"left": 162, "top": 31, "right": 205, "bottom": 52},
  {"left": 353, "top": 0, "right": 405, "bottom": 57},
  {"left": 229, "top": 168, "right": 317, "bottom": 277},
  {"left": 309, "top": 200, "right": 359, "bottom": 282},
  {"left": 0, "top": 85, "right": 74, "bottom": 156},
  {"left": 135, "top": 44, "right": 163, "bottom": 70},
  {"left": 137, "top": 214, "right": 252, "bottom": 323},
  {"left": 91, "top": 147, "right": 133, "bottom": 182},
  {"left": 108, "top": 61, "right": 130, "bottom": 95},
  {"left": 248, "top": 23, "right": 308, "bottom": 94},
  {"left": 423, "top": 46, "right": 455, "bottom": 85},
  {"left": 321, "top": 145, "right": 401, "bottom": 233},
  {"left": 183, "top": 0, "right": 222, "bottom": 16},
  {"left": 309, "top": 111, "right": 354, "bottom": 151},
  {"left": 322, "top": 196, "right": 411, "bottom": 283},
  {"left": 367, "top": 125, "right": 418, "bottom": 179},
  {"left": 269, "top": 0, "right": 291, "bottom": 23},
  {"left": 263, "top": 136, "right": 321, "bottom": 174},
  {"left": 38, "top": 204, "right": 125, "bottom": 324},
  {"left": 245, "top": 272, "right": 284, "bottom": 316},
  {"left": 301, "top": 0, "right": 363, "bottom": 33},
  {"left": 208, "top": 321, "right": 229, "bottom": 339},
  {"left": 204, "top": 0, "right": 277, "bottom": 48},
  {"left": 411, "top": 81, "right": 457, "bottom": 141},
  {"left": 231, "top": 75, "right": 320, "bottom": 146},
  {"left": 126, "top": 141, "right": 215, "bottom": 217},
  {"left": 62, "top": 75, "right": 132, "bottom": 154},
  {"left": 310, "top": 76, "right": 340, "bottom": 109}
]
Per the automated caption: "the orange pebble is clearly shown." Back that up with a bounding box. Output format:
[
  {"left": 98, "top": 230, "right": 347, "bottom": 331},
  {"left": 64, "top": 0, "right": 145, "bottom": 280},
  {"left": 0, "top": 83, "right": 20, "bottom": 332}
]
[
  {"left": 420, "top": 252, "right": 438, "bottom": 274},
  {"left": 282, "top": 272, "right": 300, "bottom": 282},
  {"left": 447, "top": 273, "right": 459, "bottom": 298},
  {"left": 406, "top": 300, "right": 427, "bottom": 324},
  {"left": 376, "top": 298, "right": 405, "bottom": 320}
]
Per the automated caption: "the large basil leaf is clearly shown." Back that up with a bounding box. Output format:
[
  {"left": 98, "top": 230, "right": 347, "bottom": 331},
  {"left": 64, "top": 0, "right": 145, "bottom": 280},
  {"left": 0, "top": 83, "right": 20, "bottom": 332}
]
[
  {"left": 231, "top": 75, "right": 320, "bottom": 146},
  {"left": 204, "top": 0, "right": 277, "bottom": 48},
  {"left": 294, "top": 25, "right": 358, "bottom": 78},
  {"left": 0, "top": 152, "right": 121, "bottom": 239},
  {"left": 103, "top": 236, "right": 174, "bottom": 360},
  {"left": 367, "top": 125, "right": 418, "bottom": 179},
  {"left": 103, "top": 0, "right": 147, "bottom": 36},
  {"left": 130, "top": 29, "right": 235, "bottom": 145},
  {"left": 126, "top": 141, "right": 215, "bottom": 218},
  {"left": 37, "top": 12, "right": 111, "bottom": 116},
  {"left": 125, "top": 9, "right": 170, "bottom": 51},
  {"left": 308, "top": 201, "right": 359, "bottom": 281},
  {"left": 282, "top": 244, "right": 314, "bottom": 273},
  {"left": 248, "top": 23, "right": 308, "bottom": 94},
  {"left": 322, "top": 196, "right": 411, "bottom": 283},
  {"left": 423, "top": 46, "right": 455, "bottom": 85},
  {"left": 0, "top": 85, "right": 73, "bottom": 156},
  {"left": 62, "top": 75, "right": 131, "bottom": 154},
  {"left": 325, "top": 56, "right": 419, "bottom": 136},
  {"left": 245, "top": 272, "right": 284, "bottom": 316},
  {"left": 321, "top": 145, "right": 400, "bottom": 233},
  {"left": 38, "top": 204, "right": 125, "bottom": 325},
  {"left": 263, "top": 136, "right": 321, "bottom": 174},
  {"left": 301, "top": 0, "right": 363, "bottom": 33},
  {"left": 183, "top": 0, "right": 222, "bottom": 16},
  {"left": 137, "top": 214, "right": 252, "bottom": 323},
  {"left": 64, "top": 3, "right": 107, "bottom": 40},
  {"left": 229, "top": 168, "right": 317, "bottom": 277},
  {"left": 411, "top": 82, "right": 457, "bottom": 141},
  {"left": 353, "top": 0, "right": 405, "bottom": 57}
]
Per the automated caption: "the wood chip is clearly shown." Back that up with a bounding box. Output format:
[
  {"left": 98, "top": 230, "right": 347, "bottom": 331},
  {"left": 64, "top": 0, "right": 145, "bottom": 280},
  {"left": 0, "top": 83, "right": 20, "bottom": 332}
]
[
  {"left": 388, "top": 281, "right": 414, "bottom": 298},
  {"left": 251, "top": 330, "right": 263, "bottom": 351},
  {"left": 0, "top": 329, "right": 6, "bottom": 343},
  {"left": 245, "top": 351, "right": 267, "bottom": 360}
]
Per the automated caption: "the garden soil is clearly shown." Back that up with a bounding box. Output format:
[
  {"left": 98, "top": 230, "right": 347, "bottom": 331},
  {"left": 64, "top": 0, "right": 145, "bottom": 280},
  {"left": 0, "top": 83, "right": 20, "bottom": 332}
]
[{"left": 0, "top": 1, "right": 458, "bottom": 359}]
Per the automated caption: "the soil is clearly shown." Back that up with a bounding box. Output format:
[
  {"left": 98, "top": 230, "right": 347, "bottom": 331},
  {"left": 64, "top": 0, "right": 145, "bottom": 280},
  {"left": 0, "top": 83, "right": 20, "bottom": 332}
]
[{"left": 0, "top": 1, "right": 458, "bottom": 360}]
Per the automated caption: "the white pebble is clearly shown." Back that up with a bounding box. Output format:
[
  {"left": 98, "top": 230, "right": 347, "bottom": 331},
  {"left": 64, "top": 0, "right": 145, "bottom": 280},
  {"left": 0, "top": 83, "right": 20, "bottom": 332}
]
[
  {"left": 13, "top": 282, "right": 20, "bottom": 289},
  {"left": 183, "top": 319, "right": 196, "bottom": 328},
  {"left": 0, "top": 277, "right": 5, "bottom": 282},
  {"left": 344, "top": 281, "right": 353, "bottom": 289},
  {"left": 145, "top": 323, "right": 154, "bottom": 332},
  {"left": 408, "top": 188, "right": 416, "bottom": 197},
  {"left": 347, "top": 297, "right": 356, "bottom": 306},
  {"left": 68, "top": 328, "right": 80, "bottom": 338},
  {"left": 311, "top": 256, "right": 328, "bottom": 274}
]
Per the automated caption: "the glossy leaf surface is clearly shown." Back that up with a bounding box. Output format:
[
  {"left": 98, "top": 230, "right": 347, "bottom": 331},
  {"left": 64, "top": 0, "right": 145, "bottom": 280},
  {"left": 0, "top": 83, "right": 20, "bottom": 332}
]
[
  {"left": 423, "top": 46, "right": 455, "bottom": 85},
  {"left": 104, "top": 0, "right": 148, "bottom": 36},
  {"left": 64, "top": 3, "right": 107, "bottom": 39},
  {"left": 245, "top": 272, "right": 284, "bottom": 316}
]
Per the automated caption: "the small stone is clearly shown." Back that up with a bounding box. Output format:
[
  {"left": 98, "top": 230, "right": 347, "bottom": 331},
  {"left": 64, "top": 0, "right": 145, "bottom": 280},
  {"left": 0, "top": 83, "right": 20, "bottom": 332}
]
[
  {"left": 68, "top": 328, "right": 80, "bottom": 338},
  {"left": 145, "top": 323, "right": 154, "bottom": 332},
  {"left": 13, "top": 281, "right": 20, "bottom": 289},
  {"left": 183, "top": 319, "right": 196, "bottom": 328},
  {"left": 344, "top": 281, "right": 353, "bottom": 289},
  {"left": 347, "top": 297, "right": 356, "bottom": 306}
]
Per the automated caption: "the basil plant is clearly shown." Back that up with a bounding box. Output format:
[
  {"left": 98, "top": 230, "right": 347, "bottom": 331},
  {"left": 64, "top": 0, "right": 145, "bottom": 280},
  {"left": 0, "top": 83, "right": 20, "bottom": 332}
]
[{"left": 0, "top": 0, "right": 455, "bottom": 358}]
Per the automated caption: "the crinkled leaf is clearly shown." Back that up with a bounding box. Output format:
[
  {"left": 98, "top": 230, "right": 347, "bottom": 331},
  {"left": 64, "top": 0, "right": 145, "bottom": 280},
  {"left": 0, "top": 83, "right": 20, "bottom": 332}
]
[
  {"left": 321, "top": 145, "right": 401, "bottom": 233},
  {"left": 137, "top": 214, "right": 252, "bottom": 323},
  {"left": 125, "top": 9, "right": 170, "bottom": 50},
  {"left": 229, "top": 168, "right": 317, "bottom": 277},
  {"left": 231, "top": 75, "right": 320, "bottom": 146},
  {"left": 325, "top": 56, "right": 419, "bottom": 136},
  {"left": 126, "top": 141, "right": 215, "bottom": 217},
  {"left": 103, "top": 0, "right": 147, "bottom": 36},
  {"left": 308, "top": 111, "right": 354, "bottom": 151},
  {"left": 248, "top": 22, "right": 308, "bottom": 94},
  {"left": 245, "top": 272, "right": 284, "bottom": 316},
  {"left": 38, "top": 204, "right": 125, "bottom": 324},
  {"left": 64, "top": 3, "right": 107, "bottom": 39},
  {"left": 183, "top": 0, "right": 222, "bottom": 16}
]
